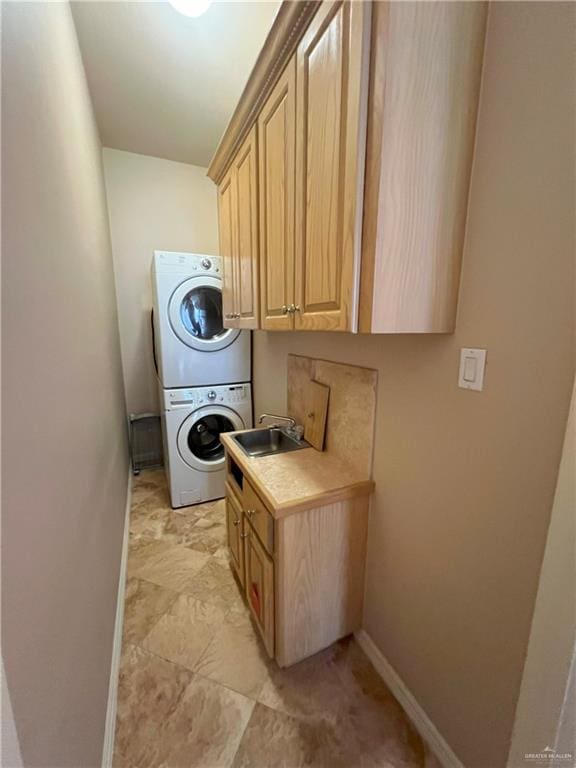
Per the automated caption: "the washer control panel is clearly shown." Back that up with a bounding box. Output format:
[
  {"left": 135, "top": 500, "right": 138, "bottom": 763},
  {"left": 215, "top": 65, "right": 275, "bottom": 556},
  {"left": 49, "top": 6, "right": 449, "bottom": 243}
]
[
  {"left": 164, "top": 384, "right": 250, "bottom": 410},
  {"left": 154, "top": 251, "right": 221, "bottom": 275}
]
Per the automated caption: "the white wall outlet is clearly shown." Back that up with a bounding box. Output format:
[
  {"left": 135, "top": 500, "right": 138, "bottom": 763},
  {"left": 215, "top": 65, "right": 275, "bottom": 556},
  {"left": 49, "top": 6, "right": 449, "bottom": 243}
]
[{"left": 458, "top": 348, "right": 487, "bottom": 391}]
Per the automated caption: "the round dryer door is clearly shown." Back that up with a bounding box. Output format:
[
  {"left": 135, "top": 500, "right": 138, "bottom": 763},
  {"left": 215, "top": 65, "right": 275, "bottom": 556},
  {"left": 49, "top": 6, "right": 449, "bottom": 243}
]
[
  {"left": 168, "top": 275, "right": 240, "bottom": 352},
  {"left": 177, "top": 405, "right": 245, "bottom": 472}
]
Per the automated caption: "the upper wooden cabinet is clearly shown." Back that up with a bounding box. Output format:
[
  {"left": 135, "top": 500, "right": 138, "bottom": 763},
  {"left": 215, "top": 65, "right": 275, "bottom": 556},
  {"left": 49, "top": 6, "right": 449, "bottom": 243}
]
[
  {"left": 258, "top": 57, "right": 296, "bottom": 331},
  {"left": 294, "top": 0, "right": 370, "bottom": 332},
  {"left": 210, "top": 0, "right": 487, "bottom": 335},
  {"left": 217, "top": 126, "right": 259, "bottom": 330},
  {"left": 217, "top": 169, "right": 236, "bottom": 323},
  {"left": 258, "top": 2, "right": 369, "bottom": 333},
  {"left": 359, "top": 1, "right": 487, "bottom": 333}
]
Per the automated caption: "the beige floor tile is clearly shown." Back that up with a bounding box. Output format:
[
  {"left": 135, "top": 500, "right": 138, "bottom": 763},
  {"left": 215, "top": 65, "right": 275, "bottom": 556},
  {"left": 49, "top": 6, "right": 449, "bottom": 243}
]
[
  {"left": 132, "top": 543, "right": 210, "bottom": 592},
  {"left": 194, "top": 608, "right": 272, "bottom": 699},
  {"left": 257, "top": 644, "right": 348, "bottom": 722},
  {"left": 126, "top": 538, "right": 173, "bottom": 577},
  {"left": 160, "top": 674, "right": 255, "bottom": 768},
  {"left": 122, "top": 578, "right": 178, "bottom": 644},
  {"left": 183, "top": 557, "right": 245, "bottom": 610},
  {"left": 213, "top": 544, "right": 232, "bottom": 564},
  {"left": 142, "top": 594, "right": 228, "bottom": 670},
  {"left": 129, "top": 503, "right": 170, "bottom": 542},
  {"left": 114, "top": 644, "right": 254, "bottom": 768},
  {"left": 160, "top": 513, "right": 203, "bottom": 548},
  {"left": 231, "top": 702, "right": 351, "bottom": 768},
  {"left": 130, "top": 489, "right": 227, "bottom": 554},
  {"left": 131, "top": 486, "right": 168, "bottom": 509},
  {"left": 329, "top": 638, "right": 428, "bottom": 768},
  {"left": 199, "top": 498, "right": 226, "bottom": 521},
  {"left": 257, "top": 641, "right": 427, "bottom": 765},
  {"left": 114, "top": 644, "right": 195, "bottom": 767},
  {"left": 184, "top": 515, "right": 227, "bottom": 553},
  {"left": 163, "top": 505, "right": 227, "bottom": 553},
  {"left": 133, "top": 468, "right": 165, "bottom": 488},
  {"left": 131, "top": 472, "right": 169, "bottom": 507}
]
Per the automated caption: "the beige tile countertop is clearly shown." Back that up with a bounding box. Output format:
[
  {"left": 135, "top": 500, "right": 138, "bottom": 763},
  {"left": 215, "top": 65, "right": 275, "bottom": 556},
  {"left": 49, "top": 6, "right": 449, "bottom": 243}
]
[{"left": 221, "top": 430, "right": 374, "bottom": 518}]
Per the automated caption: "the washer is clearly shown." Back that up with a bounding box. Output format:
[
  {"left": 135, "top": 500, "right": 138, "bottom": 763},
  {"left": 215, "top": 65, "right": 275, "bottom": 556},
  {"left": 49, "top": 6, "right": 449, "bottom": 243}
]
[
  {"left": 152, "top": 251, "right": 251, "bottom": 388},
  {"left": 161, "top": 383, "right": 252, "bottom": 508}
]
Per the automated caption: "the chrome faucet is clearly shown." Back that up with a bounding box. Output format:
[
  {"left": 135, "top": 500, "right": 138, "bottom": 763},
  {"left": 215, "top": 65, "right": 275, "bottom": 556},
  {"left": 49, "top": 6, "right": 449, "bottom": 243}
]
[
  {"left": 258, "top": 413, "right": 296, "bottom": 429},
  {"left": 258, "top": 414, "right": 305, "bottom": 442}
]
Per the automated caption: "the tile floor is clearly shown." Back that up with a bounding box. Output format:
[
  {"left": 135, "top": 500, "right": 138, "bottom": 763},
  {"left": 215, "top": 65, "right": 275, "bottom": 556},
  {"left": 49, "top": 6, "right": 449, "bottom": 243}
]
[{"left": 113, "top": 469, "right": 442, "bottom": 768}]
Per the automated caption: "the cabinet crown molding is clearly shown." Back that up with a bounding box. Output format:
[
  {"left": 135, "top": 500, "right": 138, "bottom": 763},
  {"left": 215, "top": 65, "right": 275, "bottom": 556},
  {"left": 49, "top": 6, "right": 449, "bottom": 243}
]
[{"left": 207, "top": 0, "right": 319, "bottom": 184}]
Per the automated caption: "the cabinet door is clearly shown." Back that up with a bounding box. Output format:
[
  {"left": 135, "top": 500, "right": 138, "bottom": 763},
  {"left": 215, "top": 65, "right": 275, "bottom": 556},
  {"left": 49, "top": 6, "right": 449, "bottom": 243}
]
[
  {"left": 244, "top": 525, "right": 274, "bottom": 657},
  {"left": 294, "top": 0, "right": 370, "bottom": 331},
  {"left": 232, "top": 126, "right": 259, "bottom": 329},
  {"left": 218, "top": 169, "right": 238, "bottom": 328},
  {"left": 226, "top": 486, "right": 245, "bottom": 588},
  {"left": 258, "top": 57, "right": 296, "bottom": 331}
]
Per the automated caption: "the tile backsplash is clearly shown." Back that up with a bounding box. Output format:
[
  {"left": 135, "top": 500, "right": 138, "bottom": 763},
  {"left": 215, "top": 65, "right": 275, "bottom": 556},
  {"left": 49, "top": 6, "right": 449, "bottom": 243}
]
[{"left": 287, "top": 354, "right": 377, "bottom": 479}]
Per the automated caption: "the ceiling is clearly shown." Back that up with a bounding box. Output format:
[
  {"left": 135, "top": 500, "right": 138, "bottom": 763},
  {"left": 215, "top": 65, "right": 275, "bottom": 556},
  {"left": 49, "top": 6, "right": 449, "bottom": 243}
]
[{"left": 71, "top": 1, "right": 279, "bottom": 167}]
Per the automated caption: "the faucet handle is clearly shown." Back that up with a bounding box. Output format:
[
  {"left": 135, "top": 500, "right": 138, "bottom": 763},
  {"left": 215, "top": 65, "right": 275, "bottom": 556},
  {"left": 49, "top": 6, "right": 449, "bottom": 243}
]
[{"left": 291, "top": 425, "right": 305, "bottom": 441}]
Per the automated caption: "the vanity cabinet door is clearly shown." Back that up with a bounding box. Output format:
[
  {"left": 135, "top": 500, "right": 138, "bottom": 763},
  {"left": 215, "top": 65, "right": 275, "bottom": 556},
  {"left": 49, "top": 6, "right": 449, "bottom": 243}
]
[
  {"left": 226, "top": 486, "right": 245, "bottom": 587},
  {"left": 232, "top": 126, "right": 259, "bottom": 329},
  {"left": 294, "top": 0, "right": 370, "bottom": 332},
  {"left": 258, "top": 57, "right": 296, "bottom": 331},
  {"left": 244, "top": 525, "right": 275, "bottom": 657},
  {"left": 218, "top": 169, "right": 237, "bottom": 328}
]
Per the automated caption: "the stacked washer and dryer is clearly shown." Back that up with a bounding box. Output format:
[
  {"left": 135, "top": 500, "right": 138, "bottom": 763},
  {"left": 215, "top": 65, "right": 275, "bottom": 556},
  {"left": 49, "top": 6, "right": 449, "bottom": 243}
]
[{"left": 151, "top": 251, "right": 252, "bottom": 508}]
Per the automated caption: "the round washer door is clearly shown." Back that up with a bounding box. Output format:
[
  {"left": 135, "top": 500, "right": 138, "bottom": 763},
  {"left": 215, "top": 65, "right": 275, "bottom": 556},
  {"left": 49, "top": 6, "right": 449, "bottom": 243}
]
[
  {"left": 168, "top": 275, "right": 240, "bottom": 352},
  {"left": 177, "top": 405, "right": 244, "bottom": 472}
]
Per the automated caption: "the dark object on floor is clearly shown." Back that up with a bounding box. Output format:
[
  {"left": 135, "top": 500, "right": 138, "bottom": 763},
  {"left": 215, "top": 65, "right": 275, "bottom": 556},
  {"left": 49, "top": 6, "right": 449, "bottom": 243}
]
[{"left": 130, "top": 413, "right": 163, "bottom": 474}]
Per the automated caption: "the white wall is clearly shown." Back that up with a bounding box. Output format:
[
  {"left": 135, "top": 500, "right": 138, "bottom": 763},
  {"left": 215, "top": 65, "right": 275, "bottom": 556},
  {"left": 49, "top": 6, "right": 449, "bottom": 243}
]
[
  {"left": 102, "top": 148, "right": 219, "bottom": 414},
  {"left": 2, "top": 4, "right": 129, "bottom": 765}
]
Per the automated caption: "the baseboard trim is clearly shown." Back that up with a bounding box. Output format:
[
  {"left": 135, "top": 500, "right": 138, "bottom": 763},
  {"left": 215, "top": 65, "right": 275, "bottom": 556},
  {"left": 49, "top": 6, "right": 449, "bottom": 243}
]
[
  {"left": 101, "top": 471, "right": 132, "bottom": 768},
  {"left": 354, "top": 629, "right": 465, "bottom": 768}
]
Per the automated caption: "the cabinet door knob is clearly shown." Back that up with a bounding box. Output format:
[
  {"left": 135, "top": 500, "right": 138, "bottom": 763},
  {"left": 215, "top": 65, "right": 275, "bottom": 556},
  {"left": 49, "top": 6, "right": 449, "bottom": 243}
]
[
  {"left": 294, "top": 305, "right": 301, "bottom": 313},
  {"left": 281, "top": 305, "right": 288, "bottom": 315},
  {"left": 246, "top": 509, "right": 257, "bottom": 518},
  {"left": 233, "top": 518, "right": 240, "bottom": 527},
  {"left": 240, "top": 531, "right": 250, "bottom": 540}
]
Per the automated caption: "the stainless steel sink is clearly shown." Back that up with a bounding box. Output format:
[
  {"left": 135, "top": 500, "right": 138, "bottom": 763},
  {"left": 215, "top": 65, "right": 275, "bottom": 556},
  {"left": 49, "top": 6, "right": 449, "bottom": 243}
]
[{"left": 232, "top": 428, "right": 309, "bottom": 458}]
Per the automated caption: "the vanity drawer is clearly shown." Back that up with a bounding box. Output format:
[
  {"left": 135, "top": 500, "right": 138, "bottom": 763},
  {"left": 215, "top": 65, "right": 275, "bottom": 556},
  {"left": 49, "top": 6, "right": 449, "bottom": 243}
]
[{"left": 243, "top": 479, "right": 274, "bottom": 556}]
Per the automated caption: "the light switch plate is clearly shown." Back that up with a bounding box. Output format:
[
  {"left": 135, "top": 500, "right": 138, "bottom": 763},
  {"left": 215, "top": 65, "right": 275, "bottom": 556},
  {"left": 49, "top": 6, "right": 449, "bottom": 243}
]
[{"left": 458, "top": 348, "right": 487, "bottom": 391}]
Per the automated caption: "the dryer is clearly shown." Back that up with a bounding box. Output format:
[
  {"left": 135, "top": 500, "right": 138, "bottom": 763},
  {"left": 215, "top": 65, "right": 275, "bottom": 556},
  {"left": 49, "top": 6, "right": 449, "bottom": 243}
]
[
  {"left": 152, "top": 251, "right": 251, "bottom": 388},
  {"left": 161, "top": 383, "right": 252, "bottom": 508}
]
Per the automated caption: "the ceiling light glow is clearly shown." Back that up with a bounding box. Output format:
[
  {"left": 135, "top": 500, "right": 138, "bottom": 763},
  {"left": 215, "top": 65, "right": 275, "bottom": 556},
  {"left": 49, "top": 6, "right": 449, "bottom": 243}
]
[{"left": 168, "top": 0, "right": 212, "bottom": 18}]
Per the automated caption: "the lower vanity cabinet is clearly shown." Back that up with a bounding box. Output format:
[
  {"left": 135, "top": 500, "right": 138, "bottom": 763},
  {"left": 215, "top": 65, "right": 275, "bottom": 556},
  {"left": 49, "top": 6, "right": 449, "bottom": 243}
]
[
  {"left": 225, "top": 483, "right": 245, "bottom": 588},
  {"left": 243, "top": 525, "right": 275, "bottom": 657},
  {"left": 224, "top": 462, "right": 370, "bottom": 668}
]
